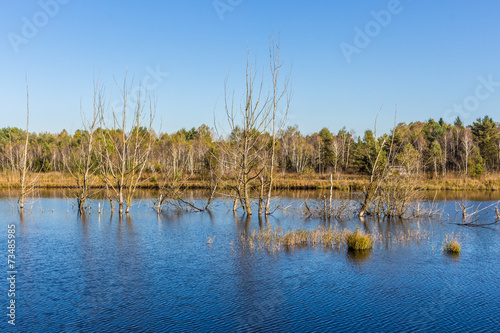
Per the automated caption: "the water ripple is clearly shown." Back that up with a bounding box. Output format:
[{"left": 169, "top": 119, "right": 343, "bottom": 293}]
[{"left": 0, "top": 198, "right": 498, "bottom": 332}]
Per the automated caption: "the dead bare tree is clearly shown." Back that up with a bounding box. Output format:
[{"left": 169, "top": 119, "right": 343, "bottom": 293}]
[
  {"left": 18, "top": 79, "right": 38, "bottom": 209},
  {"left": 455, "top": 201, "right": 500, "bottom": 227},
  {"left": 215, "top": 52, "right": 270, "bottom": 215},
  {"left": 101, "top": 75, "right": 155, "bottom": 216},
  {"left": 152, "top": 131, "right": 221, "bottom": 214},
  {"left": 152, "top": 164, "right": 220, "bottom": 214},
  {"left": 264, "top": 33, "right": 291, "bottom": 215},
  {"left": 358, "top": 106, "right": 388, "bottom": 218},
  {"left": 62, "top": 78, "right": 103, "bottom": 214},
  {"left": 358, "top": 106, "right": 425, "bottom": 219},
  {"left": 302, "top": 174, "right": 357, "bottom": 220}
]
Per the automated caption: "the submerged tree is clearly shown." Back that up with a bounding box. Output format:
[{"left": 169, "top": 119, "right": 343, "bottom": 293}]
[
  {"left": 17, "top": 79, "right": 38, "bottom": 209},
  {"left": 152, "top": 125, "right": 220, "bottom": 214},
  {"left": 217, "top": 52, "right": 270, "bottom": 215},
  {"left": 214, "top": 35, "right": 291, "bottom": 216},
  {"left": 357, "top": 127, "right": 388, "bottom": 218},
  {"left": 101, "top": 75, "right": 155, "bottom": 216},
  {"left": 63, "top": 78, "right": 103, "bottom": 214},
  {"left": 264, "top": 34, "right": 291, "bottom": 215}
]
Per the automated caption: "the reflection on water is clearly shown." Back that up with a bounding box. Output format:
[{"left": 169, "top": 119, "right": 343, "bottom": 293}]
[
  {"left": 346, "top": 249, "right": 372, "bottom": 265},
  {"left": 0, "top": 195, "right": 499, "bottom": 332},
  {"left": 2, "top": 188, "right": 500, "bottom": 202},
  {"left": 443, "top": 251, "right": 461, "bottom": 261}
]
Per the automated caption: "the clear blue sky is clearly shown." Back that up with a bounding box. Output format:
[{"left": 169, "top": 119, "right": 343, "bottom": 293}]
[{"left": 1, "top": 0, "right": 500, "bottom": 137}]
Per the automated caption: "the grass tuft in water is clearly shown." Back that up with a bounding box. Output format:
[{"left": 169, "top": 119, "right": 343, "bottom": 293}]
[
  {"left": 346, "top": 228, "right": 373, "bottom": 251},
  {"left": 240, "top": 225, "right": 432, "bottom": 253},
  {"left": 241, "top": 226, "right": 351, "bottom": 252},
  {"left": 442, "top": 234, "right": 461, "bottom": 254}
]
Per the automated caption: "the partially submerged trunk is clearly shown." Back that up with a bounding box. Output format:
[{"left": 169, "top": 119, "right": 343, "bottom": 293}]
[
  {"left": 358, "top": 183, "right": 376, "bottom": 218},
  {"left": 77, "top": 197, "right": 86, "bottom": 215},
  {"left": 119, "top": 184, "right": 124, "bottom": 215},
  {"left": 19, "top": 80, "right": 31, "bottom": 210}
]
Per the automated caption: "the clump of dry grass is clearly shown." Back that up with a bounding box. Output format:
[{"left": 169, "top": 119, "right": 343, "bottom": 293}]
[
  {"left": 239, "top": 225, "right": 436, "bottom": 252},
  {"left": 442, "top": 234, "right": 461, "bottom": 254},
  {"left": 346, "top": 227, "right": 373, "bottom": 251},
  {"left": 240, "top": 226, "right": 351, "bottom": 252}
]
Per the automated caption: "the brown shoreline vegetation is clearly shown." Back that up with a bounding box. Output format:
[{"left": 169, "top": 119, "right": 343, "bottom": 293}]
[{"left": 1, "top": 171, "right": 500, "bottom": 191}]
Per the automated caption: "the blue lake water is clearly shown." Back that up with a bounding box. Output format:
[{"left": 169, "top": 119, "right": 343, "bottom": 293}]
[{"left": 0, "top": 193, "right": 499, "bottom": 332}]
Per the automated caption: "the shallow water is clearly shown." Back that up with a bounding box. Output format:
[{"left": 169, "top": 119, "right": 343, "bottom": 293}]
[{"left": 0, "top": 194, "right": 499, "bottom": 332}]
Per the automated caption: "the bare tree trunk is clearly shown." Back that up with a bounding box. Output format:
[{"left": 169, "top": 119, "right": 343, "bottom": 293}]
[
  {"left": 243, "top": 169, "right": 252, "bottom": 214},
  {"left": 101, "top": 74, "right": 155, "bottom": 216},
  {"left": 19, "top": 80, "right": 30, "bottom": 210},
  {"left": 358, "top": 107, "right": 388, "bottom": 218},
  {"left": 119, "top": 96, "right": 127, "bottom": 215},
  {"left": 258, "top": 175, "right": 264, "bottom": 215},
  {"left": 359, "top": 182, "right": 377, "bottom": 218},
  {"left": 119, "top": 185, "right": 124, "bottom": 215},
  {"left": 329, "top": 173, "right": 333, "bottom": 217},
  {"left": 216, "top": 49, "right": 270, "bottom": 216},
  {"left": 125, "top": 95, "right": 155, "bottom": 214},
  {"left": 204, "top": 182, "right": 218, "bottom": 211},
  {"left": 63, "top": 79, "right": 102, "bottom": 215},
  {"left": 265, "top": 34, "right": 291, "bottom": 215}
]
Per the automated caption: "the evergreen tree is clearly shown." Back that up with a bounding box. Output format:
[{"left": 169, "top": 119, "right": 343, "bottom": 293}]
[
  {"left": 471, "top": 116, "right": 499, "bottom": 170},
  {"left": 318, "top": 127, "right": 334, "bottom": 170}
]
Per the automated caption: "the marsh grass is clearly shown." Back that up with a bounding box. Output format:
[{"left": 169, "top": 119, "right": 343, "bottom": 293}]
[
  {"left": 241, "top": 226, "right": 350, "bottom": 252},
  {"left": 442, "top": 234, "right": 461, "bottom": 254},
  {"left": 240, "top": 225, "right": 433, "bottom": 253},
  {"left": 346, "top": 228, "right": 372, "bottom": 251},
  {"left": 347, "top": 248, "right": 372, "bottom": 263}
]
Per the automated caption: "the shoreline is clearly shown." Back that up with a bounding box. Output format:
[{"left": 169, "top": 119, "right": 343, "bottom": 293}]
[{"left": 1, "top": 172, "right": 499, "bottom": 192}]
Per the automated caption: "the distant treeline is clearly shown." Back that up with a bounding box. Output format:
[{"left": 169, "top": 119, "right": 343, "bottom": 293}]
[{"left": 0, "top": 115, "right": 499, "bottom": 178}]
